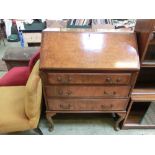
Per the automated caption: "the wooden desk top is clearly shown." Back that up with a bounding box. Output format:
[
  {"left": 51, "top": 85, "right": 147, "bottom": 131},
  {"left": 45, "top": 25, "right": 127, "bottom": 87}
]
[{"left": 40, "top": 31, "right": 140, "bottom": 70}]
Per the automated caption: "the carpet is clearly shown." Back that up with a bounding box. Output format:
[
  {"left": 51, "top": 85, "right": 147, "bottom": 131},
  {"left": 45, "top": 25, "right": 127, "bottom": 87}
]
[{"left": 39, "top": 114, "right": 155, "bottom": 135}]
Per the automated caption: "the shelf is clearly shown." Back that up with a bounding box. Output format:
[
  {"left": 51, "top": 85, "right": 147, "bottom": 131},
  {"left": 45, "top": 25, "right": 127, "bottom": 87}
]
[
  {"left": 124, "top": 102, "right": 155, "bottom": 128},
  {"left": 124, "top": 101, "right": 152, "bottom": 127},
  {"left": 125, "top": 110, "right": 145, "bottom": 124},
  {"left": 142, "top": 43, "right": 155, "bottom": 66},
  {"left": 132, "top": 88, "right": 155, "bottom": 101},
  {"left": 141, "top": 60, "right": 155, "bottom": 67},
  {"left": 124, "top": 88, "right": 155, "bottom": 128},
  {"left": 67, "top": 25, "right": 91, "bottom": 29},
  {"left": 132, "top": 88, "right": 155, "bottom": 94},
  {"left": 124, "top": 20, "right": 155, "bottom": 129}
]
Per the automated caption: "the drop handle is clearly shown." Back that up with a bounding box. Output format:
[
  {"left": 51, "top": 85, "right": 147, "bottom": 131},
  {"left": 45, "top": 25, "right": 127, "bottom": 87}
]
[
  {"left": 116, "top": 78, "right": 121, "bottom": 83},
  {"left": 58, "top": 89, "right": 63, "bottom": 95},
  {"left": 57, "top": 76, "right": 62, "bottom": 82},
  {"left": 67, "top": 76, "right": 72, "bottom": 82},
  {"left": 104, "top": 91, "right": 116, "bottom": 96},
  {"left": 66, "top": 90, "right": 72, "bottom": 96},
  {"left": 106, "top": 77, "right": 111, "bottom": 82},
  {"left": 60, "top": 104, "right": 71, "bottom": 109},
  {"left": 105, "top": 77, "right": 113, "bottom": 84},
  {"left": 101, "top": 104, "right": 113, "bottom": 109}
]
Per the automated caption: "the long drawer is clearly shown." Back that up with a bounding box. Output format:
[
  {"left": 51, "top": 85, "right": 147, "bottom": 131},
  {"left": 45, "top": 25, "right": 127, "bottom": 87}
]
[
  {"left": 45, "top": 85, "right": 130, "bottom": 98},
  {"left": 47, "top": 98, "right": 128, "bottom": 111},
  {"left": 47, "top": 73, "right": 131, "bottom": 85}
]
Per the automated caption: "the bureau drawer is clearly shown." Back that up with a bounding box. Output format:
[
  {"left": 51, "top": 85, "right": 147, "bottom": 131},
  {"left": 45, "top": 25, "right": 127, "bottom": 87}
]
[
  {"left": 47, "top": 99, "right": 128, "bottom": 111},
  {"left": 47, "top": 73, "right": 131, "bottom": 85},
  {"left": 45, "top": 85, "right": 130, "bottom": 98}
]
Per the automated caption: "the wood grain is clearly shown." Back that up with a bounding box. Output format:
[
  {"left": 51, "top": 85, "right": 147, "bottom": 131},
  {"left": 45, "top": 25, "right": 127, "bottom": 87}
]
[
  {"left": 47, "top": 98, "right": 128, "bottom": 111},
  {"left": 40, "top": 32, "right": 140, "bottom": 70},
  {"left": 132, "top": 88, "right": 155, "bottom": 101},
  {"left": 46, "top": 73, "right": 131, "bottom": 85},
  {"left": 45, "top": 85, "right": 130, "bottom": 98}
]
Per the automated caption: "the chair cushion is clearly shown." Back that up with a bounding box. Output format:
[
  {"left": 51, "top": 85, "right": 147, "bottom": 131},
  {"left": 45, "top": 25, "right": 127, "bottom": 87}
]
[
  {"left": 0, "top": 66, "right": 30, "bottom": 86},
  {"left": 28, "top": 50, "right": 40, "bottom": 72},
  {"left": 0, "top": 86, "right": 30, "bottom": 133}
]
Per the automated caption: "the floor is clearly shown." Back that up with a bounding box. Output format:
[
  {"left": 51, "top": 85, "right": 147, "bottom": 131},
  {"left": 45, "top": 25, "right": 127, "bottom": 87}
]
[{"left": 1, "top": 40, "right": 155, "bottom": 135}]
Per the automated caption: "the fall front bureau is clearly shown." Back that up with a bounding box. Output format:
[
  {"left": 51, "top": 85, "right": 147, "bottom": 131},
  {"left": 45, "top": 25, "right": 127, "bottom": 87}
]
[{"left": 40, "top": 31, "right": 140, "bottom": 131}]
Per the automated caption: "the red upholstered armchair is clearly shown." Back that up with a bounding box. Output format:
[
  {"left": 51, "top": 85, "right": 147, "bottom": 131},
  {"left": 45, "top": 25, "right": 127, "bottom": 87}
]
[{"left": 0, "top": 49, "right": 40, "bottom": 86}]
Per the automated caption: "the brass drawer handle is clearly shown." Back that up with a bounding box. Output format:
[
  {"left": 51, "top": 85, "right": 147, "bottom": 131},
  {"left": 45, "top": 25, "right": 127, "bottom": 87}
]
[
  {"left": 58, "top": 90, "right": 72, "bottom": 96},
  {"left": 104, "top": 91, "right": 116, "bottom": 96},
  {"left": 101, "top": 104, "right": 113, "bottom": 109},
  {"left": 57, "top": 76, "right": 62, "bottom": 82},
  {"left": 58, "top": 89, "right": 63, "bottom": 95},
  {"left": 116, "top": 78, "right": 121, "bottom": 83},
  {"left": 105, "top": 77, "right": 111, "bottom": 82},
  {"left": 104, "top": 91, "right": 107, "bottom": 95},
  {"left": 60, "top": 104, "right": 70, "bottom": 109},
  {"left": 67, "top": 90, "right": 72, "bottom": 96},
  {"left": 68, "top": 76, "right": 72, "bottom": 82},
  {"left": 57, "top": 76, "right": 72, "bottom": 83},
  {"left": 105, "top": 77, "right": 113, "bottom": 84}
]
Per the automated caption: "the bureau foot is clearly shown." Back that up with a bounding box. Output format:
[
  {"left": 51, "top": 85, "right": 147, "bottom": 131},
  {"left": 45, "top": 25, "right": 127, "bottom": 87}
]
[
  {"left": 115, "top": 112, "right": 126, "bottom": 131},
  {"left": 112, "top": 113, "right": 117, "bottom": 121},
  {"left": 46, "top": 113, "right": 56, "bottom": 132}
]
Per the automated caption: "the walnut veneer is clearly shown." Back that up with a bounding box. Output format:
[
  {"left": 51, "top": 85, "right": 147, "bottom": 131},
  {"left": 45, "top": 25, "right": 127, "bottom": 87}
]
[
  {"left": 40, "top": 30, "right": 140, "bottom": 131},
  {"left": 40, "top": 32, "right": 139, "bottom": 70}
]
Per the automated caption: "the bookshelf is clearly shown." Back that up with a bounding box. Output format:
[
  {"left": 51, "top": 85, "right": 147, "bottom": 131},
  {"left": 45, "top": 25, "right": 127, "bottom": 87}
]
[
  {"left": 46, "top": 19, "right": 136, "bottom": 32},
  {"left": 122, "top": 19, "right": 155, "bottom": 129},
  {"left": 135, "top": 19, "right": 155, "bottom": 67}
]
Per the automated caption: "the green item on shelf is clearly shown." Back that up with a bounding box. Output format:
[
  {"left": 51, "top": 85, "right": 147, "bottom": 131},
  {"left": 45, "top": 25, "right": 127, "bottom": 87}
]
[
  {"left": 7, "top": 34, "right": 19, "bottom": 42},
  {"left": 24, "top": 22, "right": 46, "bottom": 31}
]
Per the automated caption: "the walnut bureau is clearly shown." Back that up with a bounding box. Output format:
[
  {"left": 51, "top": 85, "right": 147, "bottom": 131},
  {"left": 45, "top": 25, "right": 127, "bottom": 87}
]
[{"left": 40, "top": 31, "right": 140, "bottom": 131}]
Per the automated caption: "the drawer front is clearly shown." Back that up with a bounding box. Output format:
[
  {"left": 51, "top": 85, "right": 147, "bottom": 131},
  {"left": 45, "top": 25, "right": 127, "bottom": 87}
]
[
  {"left": 47, "top": 73, "right": 131, "bottom": 85},
  {"left": 45, "top": 86, "right": 130, "bottom": 98},
  {"left": 23, "top": 33, "right": 41, "bottom": 43},
  {"left": 47, "top": 99, "right": 128, "bottom": 111}
]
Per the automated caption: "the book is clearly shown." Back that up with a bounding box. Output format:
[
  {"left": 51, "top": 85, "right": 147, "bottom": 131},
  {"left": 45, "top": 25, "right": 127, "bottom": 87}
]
[{"left": 70, "top": 19, "right": 74, "bottom": 25}]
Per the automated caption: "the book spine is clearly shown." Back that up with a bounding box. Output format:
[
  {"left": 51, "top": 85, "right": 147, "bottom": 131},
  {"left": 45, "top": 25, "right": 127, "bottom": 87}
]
[
  {"left": 73, "top": 19, "right": 76, "bottom": 25},
  {"left": 70, "top": 19, "right": 74, "bottom": 25},
  {"left": 80, "top": 19, "right": 84, "bottom": 25},
  {"left": 83, "top": 19, "right": 87, "bottom": 25}
]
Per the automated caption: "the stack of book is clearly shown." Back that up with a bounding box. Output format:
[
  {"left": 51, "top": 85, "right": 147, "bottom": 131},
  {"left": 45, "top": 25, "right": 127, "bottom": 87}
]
[
  {"left": 66, "top": 19, "right": 136, "bottom": 30},
  {"left": 112, "top": 19, "right": 136, "bottom": 29},
  {"left": 67, "top": 19, "right": 92, "bottom": 28},
  {"left": 92, "top": 19, "right": 136, "bottom": 30},
  {"left": 93, "top": 19, "right": 113, "bottom": 25}
]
